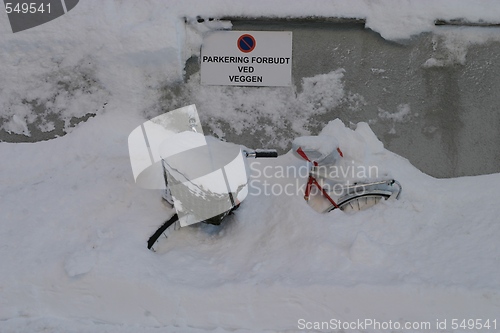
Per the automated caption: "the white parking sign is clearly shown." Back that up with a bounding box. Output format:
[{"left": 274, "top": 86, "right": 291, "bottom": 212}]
[{"left": 201, "top": 31, "right": 292, "bottom": 87}]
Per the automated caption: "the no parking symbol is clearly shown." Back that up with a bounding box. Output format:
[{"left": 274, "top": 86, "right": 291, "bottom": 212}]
[{"left": 237, "top": 34, "right": 256, "bottom": 53}]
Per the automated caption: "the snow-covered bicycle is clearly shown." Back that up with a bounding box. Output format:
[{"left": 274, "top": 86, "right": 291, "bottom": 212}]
[
  {"left": 142, "top": 106, "right": 401, "bottom": 251},
  {"left": 292, "top": 135, "right": 402, "bottom": 213},
  {"left": 146, "top": 109, "right": 277, "bottom": 250}
]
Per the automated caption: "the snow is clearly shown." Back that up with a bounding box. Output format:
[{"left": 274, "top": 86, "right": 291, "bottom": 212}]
[
  {"left": 292, "top": 135, "right": 341, "bottom": 162},
  {"left": 424, "top": 26, "right": 500, "bottom": 67},
  {"left": 1, "top": 1, "right": 500, "bottom": 332},
  {"left": 3, "top": 113, "right": 31, "bottom": 136},
  {"left": 377, "top": 104, "right": 413, "bottom": 134}
]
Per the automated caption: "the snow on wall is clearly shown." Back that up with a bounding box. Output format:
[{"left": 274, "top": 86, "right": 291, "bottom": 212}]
[{"left": 2, "top": 0, "right": 500, "bottom": 141}]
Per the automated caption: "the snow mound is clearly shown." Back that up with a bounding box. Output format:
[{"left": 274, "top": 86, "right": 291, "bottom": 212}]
[{"left": 1, "top": 112, "right": 500, "bottom": 331}]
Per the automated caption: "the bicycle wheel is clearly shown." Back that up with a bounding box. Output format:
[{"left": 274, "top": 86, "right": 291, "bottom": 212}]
[
  {"left": 337, "top": 193, "right": 391, "bottom": 213},
  {"left": 147, "top": 213, "right": 179, "bottom": 250}
]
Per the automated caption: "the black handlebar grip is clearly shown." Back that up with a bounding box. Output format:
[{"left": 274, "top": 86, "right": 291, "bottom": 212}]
[{"left": 255, "top": 149, "right": 278, "bottom": 158}]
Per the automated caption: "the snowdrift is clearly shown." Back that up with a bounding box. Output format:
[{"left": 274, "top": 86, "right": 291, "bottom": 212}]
[
  {"left": 1, "top": 113, "right": 499, "bottom": 332},
  {"left": 1, "top": 1, "right": 500, "bottom": 331}
]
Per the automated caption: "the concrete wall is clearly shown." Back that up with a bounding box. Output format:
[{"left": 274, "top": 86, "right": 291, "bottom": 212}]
[
  {"left": 4, "top": 18, "right": 499, "bottom": 179},
  {"left": 229, "top": 19, "right": 500, "bottom": 178}
]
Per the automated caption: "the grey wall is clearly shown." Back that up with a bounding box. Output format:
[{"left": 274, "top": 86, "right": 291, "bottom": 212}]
[
  {"left": 3, "top": 18, "right": 499, "bottom": 179},
  {"left": 230, "top": 19, "right": 500, "bottom": 178}
]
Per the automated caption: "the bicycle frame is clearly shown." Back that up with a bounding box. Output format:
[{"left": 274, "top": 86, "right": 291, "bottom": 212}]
[
  {"left": 302, "top": 162, "right": 402, "bottom": 213},
  {"left": 294, "top": 138, "right": 402, "bottom": 213}
]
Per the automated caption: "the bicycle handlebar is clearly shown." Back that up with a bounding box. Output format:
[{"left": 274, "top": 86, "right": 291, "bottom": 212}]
[{"left": 244, "top": 149, "right": 278, "bottom": 158}]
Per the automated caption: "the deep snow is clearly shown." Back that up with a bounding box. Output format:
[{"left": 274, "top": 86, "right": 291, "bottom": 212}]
[{"left": 1, "top": 1, "right": 500, "bottom": 332}]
